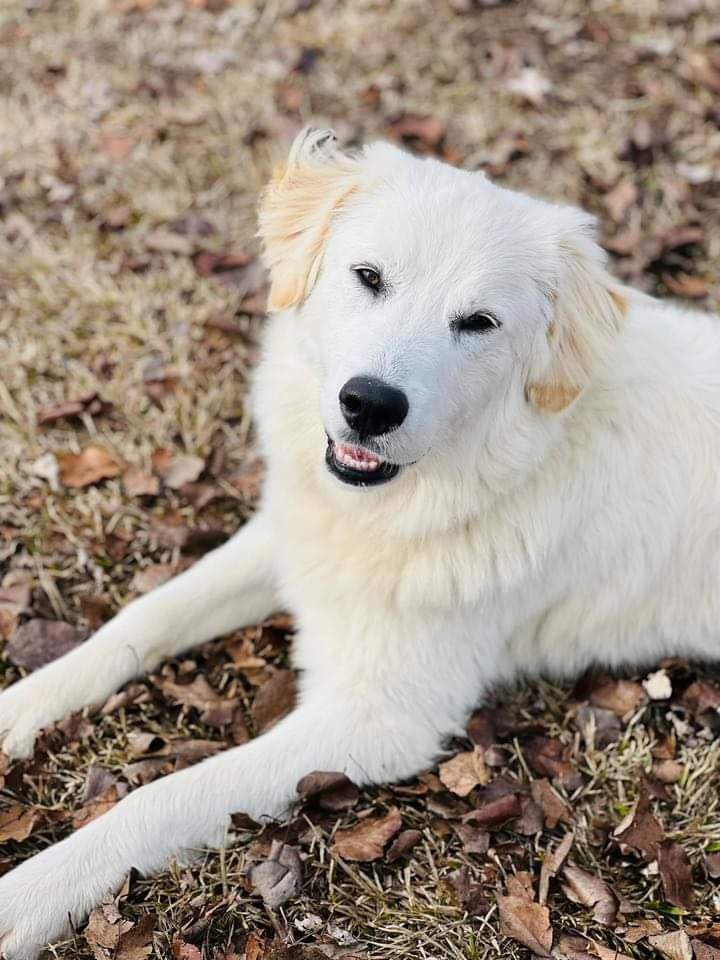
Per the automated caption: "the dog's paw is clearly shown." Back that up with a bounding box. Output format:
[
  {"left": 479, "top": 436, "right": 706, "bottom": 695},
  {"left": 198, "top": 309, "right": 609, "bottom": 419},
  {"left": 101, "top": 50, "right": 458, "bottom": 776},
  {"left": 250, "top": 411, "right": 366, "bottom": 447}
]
[
  {"left": 0, "top": 830, "right": 118, "bottom": 960},
  {"left": 0, "top": 677, "right": 59, "bottom": 760}
]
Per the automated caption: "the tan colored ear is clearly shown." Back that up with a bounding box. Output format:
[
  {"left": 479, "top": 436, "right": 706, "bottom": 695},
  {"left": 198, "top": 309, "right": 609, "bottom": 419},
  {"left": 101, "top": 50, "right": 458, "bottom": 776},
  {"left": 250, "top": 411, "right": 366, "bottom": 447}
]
[
  {"left": 527, "top": 236, "right": 628, "bottom": 413},
  {"left": 257, "top": 128, "right": 360, "bottom": 311}
]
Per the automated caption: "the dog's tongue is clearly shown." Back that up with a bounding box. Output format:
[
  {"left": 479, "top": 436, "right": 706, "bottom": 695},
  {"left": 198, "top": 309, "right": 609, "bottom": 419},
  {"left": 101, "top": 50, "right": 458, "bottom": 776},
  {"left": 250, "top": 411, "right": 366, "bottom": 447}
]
[{"left": 334, "top": 442, "right": 382, "bottom": 471}]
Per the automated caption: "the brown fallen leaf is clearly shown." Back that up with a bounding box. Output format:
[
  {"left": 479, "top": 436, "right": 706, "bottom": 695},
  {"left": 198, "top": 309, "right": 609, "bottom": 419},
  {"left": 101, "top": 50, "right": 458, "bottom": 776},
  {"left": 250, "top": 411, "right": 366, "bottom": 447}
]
[
  {"left": 511, "top": 796, "right": 544, "bottom": 836},
  {"left": 624, "top": 917, "right": 664, "bottom": 942},
  {"left": 38, "top": 392, "right": 111, "bottom": 425},
  {"left": 658, "top": 840, "right": 694, "bottom": 909},
  {"left": 507, "top": 871, "right": 535, "bottom": 900},
  {"left": 386, "top": 829, "right": 422, "bottom": 862},
  {"left": 0, "top": 804, "right": 41, "bottom": 842},
  {"left": 6, "top": 618, "right": 86, "bottom": 670},
  {"left": 73, "top": 785, "right": 121, "bottom": 829},
  {"left": 58, "top": 445, "right": 122, "bottom": 487},
  {"left": 561, "top": 863, "right": 618, "bottom": 926},
  {"left": 556, "top": 933, "right": 633, "bottom": 960},
  {"left": 387, "top": 114, "right": 444, "bottom": 153},
  {"left": 462, "top": 793, "right": 522, "bottom": 829},
  {"left": 296, "top": 771, "right": 360, "bottom": 811},
  {"left": 131, "top": 563, "right": 176, "bottom": 595},
  {"left": 653, "top": 759, "right": 684, "bottom": 784},
  {"left": 116, "top": 913, "right": 156, "bottom": 960},
  {"left": 171, "top": 938, "right": 202, "bottom": 959},
  {"left": 663, "top": 273, "right": 708, "bottom": 299},
  {"left": 122, "top": 466, "right": 160, "bottom": 497},
  {"left": 151, "top": 449, "right": 205, "bottom": 489},
  {"left": 531, "top": 779, "right": 572, "bottom": 829},
  {"left": 680, "top": 680, "right": 720, "bottom": 725},
  {"left": 706, "top": 851, "right": 720, "bottom": 879},
  {"left": 497, "top": 895, "right": 553, "bottom": 957},
  {"left": 648, "top": 930, "right": 693, "bottom": 960},
  {"left": 158, "top": 676, "right": 234, "bottom": 727},
  {"left": 539, "top": 831, "right": 574, "bottom": 905},
  {"left": 603, "top": 179, "right": 638, "bottom": 223},
  {"left": 249, "top": 840, "right": 303, "bottom": 909},
  {"left": 446, "top": 866, "right": 492, "bottom": 915},
  {"left": 523, "top": 736, "right": 582, "bottom": 790},
  {"left": 456, "top": 822, "right": 490, "bottom": 856},
  {"left": 613, "top": 789, "right": 664, "bottom": 860},
  {"left": 574, "top": 704, "right": 621, "bottom": 749},
  {"left": 693, "top": 943, "right": 720, "bottom": 960},
  {"left": 589, "top": 678, "right": 646, "bottom": 717},
  {"left": 331, "top": 809, "right": 402, "bottom": 862},
  {"left": 250, "top": 668, "right": 296, "bottom": 732},
  {"left": 438, "top": 746, "right": 489, "bottom": 796}
]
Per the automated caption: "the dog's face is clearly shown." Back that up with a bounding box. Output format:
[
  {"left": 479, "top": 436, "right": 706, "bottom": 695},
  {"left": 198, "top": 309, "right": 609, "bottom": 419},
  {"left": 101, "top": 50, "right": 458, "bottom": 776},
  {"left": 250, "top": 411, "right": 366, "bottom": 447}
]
[{"left": 259, "top": 130, "right": 626, "bottom": 490}]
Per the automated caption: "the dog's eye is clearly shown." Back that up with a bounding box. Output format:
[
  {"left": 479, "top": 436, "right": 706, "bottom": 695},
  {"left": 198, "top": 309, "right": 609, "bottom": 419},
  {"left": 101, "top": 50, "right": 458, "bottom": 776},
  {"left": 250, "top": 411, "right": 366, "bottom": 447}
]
[
  {"left": 453, "top": 311, "right": 501, "bottom": 334},
  {"left": 354, "top": 266, "right": 383, "bottom": 293}
]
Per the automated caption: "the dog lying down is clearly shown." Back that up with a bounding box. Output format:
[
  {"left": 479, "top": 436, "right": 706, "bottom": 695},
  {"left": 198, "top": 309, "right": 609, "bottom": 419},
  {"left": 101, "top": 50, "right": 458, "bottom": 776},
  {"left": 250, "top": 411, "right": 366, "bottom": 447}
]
[{"left": 2, "top": 127, "right": 720, "bottom": 957}]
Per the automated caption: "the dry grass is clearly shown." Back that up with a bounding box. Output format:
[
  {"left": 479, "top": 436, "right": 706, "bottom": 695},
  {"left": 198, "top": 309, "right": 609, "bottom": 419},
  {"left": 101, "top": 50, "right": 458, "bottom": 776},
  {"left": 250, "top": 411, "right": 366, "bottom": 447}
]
[{"left": 1, "top": 0, "right": 720, "bottom": 958}]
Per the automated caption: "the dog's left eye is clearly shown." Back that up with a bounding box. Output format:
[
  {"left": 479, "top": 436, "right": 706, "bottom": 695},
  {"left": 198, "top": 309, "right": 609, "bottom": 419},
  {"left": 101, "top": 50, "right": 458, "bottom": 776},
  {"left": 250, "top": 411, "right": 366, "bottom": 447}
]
[
  {"left": 453, "top": 311, "right": 501, "bottom": 334},
  {"left": 354, "top": 266, "right": 383, "bottom": 293}
]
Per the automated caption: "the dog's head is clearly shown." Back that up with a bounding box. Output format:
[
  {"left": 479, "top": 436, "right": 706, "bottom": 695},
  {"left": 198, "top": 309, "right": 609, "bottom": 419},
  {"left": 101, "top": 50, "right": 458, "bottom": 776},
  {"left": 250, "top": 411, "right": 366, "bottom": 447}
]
[{"left": 259, "top": 128, "right": 626, "bottom": 491}]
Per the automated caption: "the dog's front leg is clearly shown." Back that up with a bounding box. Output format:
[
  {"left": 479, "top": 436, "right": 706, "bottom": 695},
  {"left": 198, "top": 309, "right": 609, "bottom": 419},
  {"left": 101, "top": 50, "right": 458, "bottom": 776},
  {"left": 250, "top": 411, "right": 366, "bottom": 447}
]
[
  {"left": 0, "top": 514, "right": 279, "bottom": 758},
  {"left": 0, "top": 676, "right": 448, "bottom": 960}
]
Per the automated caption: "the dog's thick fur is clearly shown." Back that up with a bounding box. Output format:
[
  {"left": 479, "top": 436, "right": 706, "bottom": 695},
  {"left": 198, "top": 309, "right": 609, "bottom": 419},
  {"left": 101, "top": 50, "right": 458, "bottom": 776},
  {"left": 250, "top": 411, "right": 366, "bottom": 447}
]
[{"left": 1, "top": 130, "right": 719, "bottom": 957}]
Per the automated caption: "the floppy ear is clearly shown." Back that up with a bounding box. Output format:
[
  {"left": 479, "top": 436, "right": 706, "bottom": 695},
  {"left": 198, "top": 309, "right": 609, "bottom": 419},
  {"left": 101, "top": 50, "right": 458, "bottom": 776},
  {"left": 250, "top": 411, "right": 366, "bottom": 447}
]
[
  {"left": 258, "top": 128, "right": 361, "bottom": 312},
  {"left": 526, "top": 220, "right": 628, "bottom": 414}
]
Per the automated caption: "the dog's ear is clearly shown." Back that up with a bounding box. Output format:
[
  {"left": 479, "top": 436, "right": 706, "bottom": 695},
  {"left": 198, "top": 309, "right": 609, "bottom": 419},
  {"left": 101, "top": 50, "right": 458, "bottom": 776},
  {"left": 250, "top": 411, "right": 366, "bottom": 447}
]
[
  {"left": 258, "top": 128, "right": 360, "bottom": 311},
  {"left": 526, "top": 218, "right": 627, "bottom": 413}
]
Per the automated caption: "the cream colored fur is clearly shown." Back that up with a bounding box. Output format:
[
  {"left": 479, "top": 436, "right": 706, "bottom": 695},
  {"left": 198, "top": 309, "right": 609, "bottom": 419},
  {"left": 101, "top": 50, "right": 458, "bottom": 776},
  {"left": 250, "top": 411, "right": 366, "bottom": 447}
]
[{"left": 1, "top": 129, "right": 719, "bottom": 958}]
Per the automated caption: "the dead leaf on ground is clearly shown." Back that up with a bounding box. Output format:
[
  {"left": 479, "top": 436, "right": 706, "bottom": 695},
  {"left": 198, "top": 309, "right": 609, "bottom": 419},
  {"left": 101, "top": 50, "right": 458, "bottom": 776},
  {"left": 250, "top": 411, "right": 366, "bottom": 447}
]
[
  {"left": 523, "top": 736, "right": 582, "bottom": 790},
  {"left": 648, "top": 930, "right": 693, "bottom": 960},
  {"left": 561, "top": 863, "right": 618, "bottom": 926},
  {"left": 531, "top": 779, "right": 572, "bottom": 829},
  {"left": 331, "top": 809, "right": 402, "bottom": 862},
  {"left": 249, "top": 840, "right": 303, "bottom": 909},
  {"left": 463, "top": 792, "right": 522, "bottom": 829},
  {"left": 58, "top": 445, "right": 122, "bottom": 487},
  {"left": 603, "top": 179, "right": 639, "bottom": 223},
  {"left": 250, "top": 668, "right": 296, "bottom": 733},
  {"left": 171, "top": 938, "right": 202, "bottom": 959},
  {"left": 614, "top": 789, "right": 665, "bottom": 860},
  {"left": 122, "top": 466, "right": 160, "bottom": 497},
  {"left": 38, "top": 392, "right": 111, "bottom": 425},
  {"left": 0, "top": 804, "right": 41, "bottom": 842},
  {"left": 73, "top": 785, "right": 122, "bottom": 829},
  {"left": 131, "top": 563, "right": 176, "bottom": 595},
  {"left": 539, "top": 831, "right": 574, "bottom": 905},
  {"left": 438, "top": 746, "right": 489, "bottom": 796},
  {"left": 6, "top": 618, "right": 86, "bottom": 670},
  {"left": 663, "top": 273, "right": 708, "bottom": 299},
  {"left": 115, "top": 914, "right": 156, "bottom": 960},
  {"left": 658, "top": 840, "right": 695, "bottom": 909},
  {"left": 693, "top": 943, "right": 720, "bottom": 960},
  {"left": 589, "top": 678, "right": 646, "bottom": 716},
  {"left": 624, "top": 917, "right": 664, "bottom": 942},
  {"left": 497, "top": 894, "right": 553, "bottom": 957},
  {"left": 653, "top": 759, "right": 684, "bottom": 784},
  {"left": 386, "top": 114, "right": 445, "bottom": 153},
  {"left": 386, "top": 829, "right": 422, "bottom": 862},
  {"left": 158, "top": 676, "right": 234, "bottom": 727},
  {"left": 574, "top": 704, "right": 621, "bottom": 749},
  {"left": 297, "top": 771, "right": 360, "bottom": 811},
  {"left": 151, "top": 449, "right": 205, "bottom": 489}
]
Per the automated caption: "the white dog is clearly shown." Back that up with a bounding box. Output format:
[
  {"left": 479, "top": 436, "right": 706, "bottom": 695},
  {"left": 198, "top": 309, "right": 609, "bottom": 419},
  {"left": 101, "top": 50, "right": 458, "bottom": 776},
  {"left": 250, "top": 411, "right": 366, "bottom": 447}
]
[{"left": 1, "top": 128, "right": 718, "bottom": 958}]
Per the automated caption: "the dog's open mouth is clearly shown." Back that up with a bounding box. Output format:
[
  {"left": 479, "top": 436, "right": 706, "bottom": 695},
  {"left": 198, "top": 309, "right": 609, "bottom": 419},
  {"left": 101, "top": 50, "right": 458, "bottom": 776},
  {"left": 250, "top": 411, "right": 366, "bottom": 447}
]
[{"left": 325, "top": 438, "right": 400, "bottom": 486}]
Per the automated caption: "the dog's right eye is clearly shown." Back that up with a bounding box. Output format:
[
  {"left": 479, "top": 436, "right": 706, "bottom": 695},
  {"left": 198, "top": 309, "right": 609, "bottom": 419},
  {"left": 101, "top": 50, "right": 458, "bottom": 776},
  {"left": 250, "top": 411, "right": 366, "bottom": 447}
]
[{"left": 354, "top": 266, "right": 383, "bottom": 293}]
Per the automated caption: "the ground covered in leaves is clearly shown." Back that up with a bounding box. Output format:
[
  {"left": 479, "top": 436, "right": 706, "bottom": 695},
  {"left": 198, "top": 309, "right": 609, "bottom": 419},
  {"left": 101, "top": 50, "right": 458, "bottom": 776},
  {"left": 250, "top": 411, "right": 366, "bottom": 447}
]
[{"left": 1, "top": 0, "right": 720, "bottom": 958}]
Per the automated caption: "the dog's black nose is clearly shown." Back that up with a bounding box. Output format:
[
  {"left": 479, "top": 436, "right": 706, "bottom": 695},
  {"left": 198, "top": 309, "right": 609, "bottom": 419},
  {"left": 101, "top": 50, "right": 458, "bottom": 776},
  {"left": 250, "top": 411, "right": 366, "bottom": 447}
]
[{"left": 339, "top": 376, "right": 409, "bottom": 439}]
